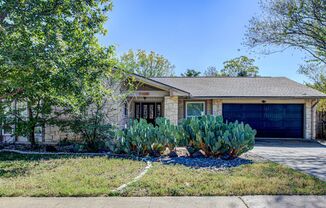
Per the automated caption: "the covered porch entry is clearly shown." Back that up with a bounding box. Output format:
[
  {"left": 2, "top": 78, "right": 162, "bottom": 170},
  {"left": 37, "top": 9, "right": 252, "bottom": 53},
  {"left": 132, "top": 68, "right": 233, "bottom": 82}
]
[{"left": 125, "top": 75, "right": 189, "bottom": 125}]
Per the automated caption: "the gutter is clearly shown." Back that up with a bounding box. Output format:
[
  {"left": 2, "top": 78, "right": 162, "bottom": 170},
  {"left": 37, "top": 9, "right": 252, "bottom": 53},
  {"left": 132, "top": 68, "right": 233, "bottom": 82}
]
[{"left": 190, "top": 96, "right": 326, "bottom": 99}]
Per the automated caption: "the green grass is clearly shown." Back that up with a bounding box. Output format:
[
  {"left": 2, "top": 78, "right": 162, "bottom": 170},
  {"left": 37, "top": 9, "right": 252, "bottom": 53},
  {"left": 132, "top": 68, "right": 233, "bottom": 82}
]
[
  {"left": 0, "top": 152, "right": 325, "bottom": 196},
  {"left": 122, "top": 163, "right": 326, "bottom": 196},
  {"left": 0, "top": 152, "right": 146, "bottom": 196}
]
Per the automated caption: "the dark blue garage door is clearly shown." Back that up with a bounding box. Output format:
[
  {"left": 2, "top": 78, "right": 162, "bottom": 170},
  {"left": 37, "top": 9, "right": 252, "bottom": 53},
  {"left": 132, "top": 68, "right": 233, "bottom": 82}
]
[{"left": 222, "top": 104, "right": 304, "bottom": 138}]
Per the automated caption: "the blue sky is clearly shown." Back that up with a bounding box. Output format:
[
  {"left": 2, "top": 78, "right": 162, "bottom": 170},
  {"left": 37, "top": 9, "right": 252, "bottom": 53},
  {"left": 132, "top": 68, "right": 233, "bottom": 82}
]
[{"left": 99, "top": 0, "right": 309, "bottom": 83}]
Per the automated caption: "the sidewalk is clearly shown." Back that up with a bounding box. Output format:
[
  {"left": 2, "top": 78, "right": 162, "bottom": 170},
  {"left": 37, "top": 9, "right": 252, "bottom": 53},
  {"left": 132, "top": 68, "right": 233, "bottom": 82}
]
[{"left": 0, "top": 196, "right": 325, "bottom": 208}]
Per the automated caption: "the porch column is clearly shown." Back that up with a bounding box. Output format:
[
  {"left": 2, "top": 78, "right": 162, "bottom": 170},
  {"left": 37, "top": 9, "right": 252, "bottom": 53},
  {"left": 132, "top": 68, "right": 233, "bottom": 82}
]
[
  {"left": 212, "top": 99, "right": 222, "bottom": 116},
  {"left": 164, "top": 96, "right": 178, "bottom": 124}
]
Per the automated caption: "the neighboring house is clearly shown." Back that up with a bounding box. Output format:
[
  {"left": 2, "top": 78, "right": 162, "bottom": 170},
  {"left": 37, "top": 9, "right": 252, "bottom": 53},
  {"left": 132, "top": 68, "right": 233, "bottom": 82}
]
[{"left": 1, "top": 73, "right": 326, "bottom": 143}]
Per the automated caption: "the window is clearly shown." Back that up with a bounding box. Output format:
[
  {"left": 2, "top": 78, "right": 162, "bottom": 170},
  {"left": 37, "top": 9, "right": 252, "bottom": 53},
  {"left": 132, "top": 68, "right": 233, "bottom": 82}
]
[
  {"left": 186, "top": 101, "right": 205, "bottom": 118},
  {"left": 35, "top": 125, "right": 43, "bottom": 135},
  {"left": 124, "top": 102, "right": 128, "bottom": 116},
  {"left": 2, "top": 124, "right": 13, "bottom": 135},
  {"left": 156, "top": 103, "right": 161, "bottom": 118}
]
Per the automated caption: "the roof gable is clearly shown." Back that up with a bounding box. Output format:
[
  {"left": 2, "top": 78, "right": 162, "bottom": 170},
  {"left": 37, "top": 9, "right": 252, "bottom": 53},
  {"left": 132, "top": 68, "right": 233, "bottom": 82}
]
[{"left": 131, "top": 74, "right": 190, "bottom": 96}]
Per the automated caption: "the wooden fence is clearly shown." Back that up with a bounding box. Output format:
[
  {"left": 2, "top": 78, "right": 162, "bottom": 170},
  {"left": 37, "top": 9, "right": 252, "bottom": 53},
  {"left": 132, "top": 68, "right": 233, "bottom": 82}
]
[{"left": 316, "top": 111, "right": 326, "bottom": 140}]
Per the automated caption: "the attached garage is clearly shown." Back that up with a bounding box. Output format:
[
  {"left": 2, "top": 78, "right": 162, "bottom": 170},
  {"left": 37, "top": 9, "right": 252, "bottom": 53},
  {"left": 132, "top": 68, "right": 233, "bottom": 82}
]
[{"left": 222, "top": 104, "right": 304, "bottom": 138}]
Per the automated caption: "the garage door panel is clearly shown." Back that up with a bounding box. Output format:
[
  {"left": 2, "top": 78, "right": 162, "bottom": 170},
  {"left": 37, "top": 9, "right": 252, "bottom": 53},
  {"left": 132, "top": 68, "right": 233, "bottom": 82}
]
[{"left": 222, "top": 104, "right": 303, "bottom": 138}]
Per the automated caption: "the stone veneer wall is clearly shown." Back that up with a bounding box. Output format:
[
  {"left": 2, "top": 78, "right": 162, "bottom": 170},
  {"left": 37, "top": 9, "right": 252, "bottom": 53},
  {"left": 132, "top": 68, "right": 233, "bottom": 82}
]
[
  {"left": 206, "top": 100, "right": 213, "bottom": 115},
  {"left": 164, "top": 96, "right": 178, "bottom": 124},
  {"left": 304, "top": 99, "right": 316, "bottom": 139},
  {"left": 212, "top": 99, "right": 222, "bottom": 116},
  {"left": 178, "top": 98, "right": 184, "bottom": 121},
  {"left": 311, "top": 103, "right": 317, "bottom": 139}
]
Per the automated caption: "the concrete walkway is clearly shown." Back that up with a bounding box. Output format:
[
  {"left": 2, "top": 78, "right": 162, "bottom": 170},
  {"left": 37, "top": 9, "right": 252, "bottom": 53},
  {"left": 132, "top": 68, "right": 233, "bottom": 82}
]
[
  {"left": 252, "top": 139, "right": 326, "bottom": 181},
  {"left": 0, "top": 196, "right": 325, "bottom": 208}
]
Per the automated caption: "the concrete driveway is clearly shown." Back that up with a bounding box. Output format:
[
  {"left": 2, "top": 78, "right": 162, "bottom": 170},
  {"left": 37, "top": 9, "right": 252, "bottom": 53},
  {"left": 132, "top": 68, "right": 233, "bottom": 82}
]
[{"left": 252, "top": 139, "right": 326, "bottom": 181}]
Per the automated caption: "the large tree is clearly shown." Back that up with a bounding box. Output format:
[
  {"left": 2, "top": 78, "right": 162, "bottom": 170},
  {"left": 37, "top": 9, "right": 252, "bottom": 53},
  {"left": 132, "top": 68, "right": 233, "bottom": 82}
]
[
  {"left": 0, "top": 0, "right": 119, "bottom": 146},
  {"left": 245, "top": 0, "right": 326, "bottom": 108},
  {"left": 181, "top": 69, "right": 201, "bottom": 77},
  {"left": 221, "top": 56, "right": 259, "bottom": 77},
  {"left": 245, "top": 0, "right": 325, "bottom": 64},
  {"left": 120, "top": 49, "right": 175, "bottom": 77}
]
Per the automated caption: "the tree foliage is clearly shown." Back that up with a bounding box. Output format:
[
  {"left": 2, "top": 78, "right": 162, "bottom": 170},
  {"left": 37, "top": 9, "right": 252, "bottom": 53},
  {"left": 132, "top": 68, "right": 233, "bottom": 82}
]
[
  {"left": 299, "top": 63, "right": 326, "bottom": 110},
  {"left": 245, "top": 0, "right": 326, "bottom": 64},
  {"left": 245, "top": 0, "right": 326, "bottom": 110},
  {"left": 221, "top": 56, "right": 259, "bottom": 77},
  {"left": 181, "top": 69, "right": 201, "bottom": 77},
  {"left": 120, "top": 49, "right": 175, "bottom": 77},
  {"left": 204, "top": 66, "right": 220, "bottom": 76},
  {"left": 0, "top": 0, "right": 119, "bottom": 146}
]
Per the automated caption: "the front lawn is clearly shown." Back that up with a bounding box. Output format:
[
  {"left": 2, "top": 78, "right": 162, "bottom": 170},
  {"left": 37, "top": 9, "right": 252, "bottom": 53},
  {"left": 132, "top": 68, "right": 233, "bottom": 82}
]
[
  {"left": 0, "top": 152, "right": 325, "bottom": 196},
  {"left": 123, "top": 162, "right": 326, "bottom": 196},
  {"left": 0, "top": 152, "right": 146, "bottom": 196}
]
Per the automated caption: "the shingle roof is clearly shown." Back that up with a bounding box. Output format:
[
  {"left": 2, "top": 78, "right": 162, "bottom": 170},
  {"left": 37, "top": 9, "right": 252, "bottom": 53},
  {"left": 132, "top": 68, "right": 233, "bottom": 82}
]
[{"left": 151, "top": 77, "right": 326, "bottom": 98}]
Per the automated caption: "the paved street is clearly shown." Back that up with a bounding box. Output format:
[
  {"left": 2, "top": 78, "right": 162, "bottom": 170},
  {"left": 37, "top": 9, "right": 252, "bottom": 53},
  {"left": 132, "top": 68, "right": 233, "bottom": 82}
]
[
  {"left": 0, "top": 196, "right": 325, "bottom": 208},
  {"left": 252, "top": 139, "right": 326, "bottom": 181}
]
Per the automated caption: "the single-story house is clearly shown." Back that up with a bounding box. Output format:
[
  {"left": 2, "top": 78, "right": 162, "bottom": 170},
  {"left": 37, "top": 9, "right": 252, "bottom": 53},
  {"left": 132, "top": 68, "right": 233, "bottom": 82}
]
[
  {"left": 1, "top": 74, "right": 326, "bottom": 143},
  {"left": 124, "top": 74, "right": 326, "bottom": 140}
]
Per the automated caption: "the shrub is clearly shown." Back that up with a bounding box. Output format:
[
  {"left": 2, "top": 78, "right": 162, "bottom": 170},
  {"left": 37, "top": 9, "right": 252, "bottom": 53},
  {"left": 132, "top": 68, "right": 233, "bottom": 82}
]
[{"left": 58, "top": 104, "right": 116, "bottom": 152}]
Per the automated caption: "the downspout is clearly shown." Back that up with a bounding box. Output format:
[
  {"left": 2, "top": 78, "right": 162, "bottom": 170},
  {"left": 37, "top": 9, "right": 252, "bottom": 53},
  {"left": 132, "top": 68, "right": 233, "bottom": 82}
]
[{"left": 311, "top": 99, "right": 319, "bottom": 140}]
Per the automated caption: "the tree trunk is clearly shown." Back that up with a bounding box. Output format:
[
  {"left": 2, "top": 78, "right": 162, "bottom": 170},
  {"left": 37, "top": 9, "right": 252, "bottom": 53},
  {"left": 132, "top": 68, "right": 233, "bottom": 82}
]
[
  {"left": 14, "top": 99, "right": 18, "bottom": 143},
  {"left": 0, "top": 99, "right": 3, "bottom": 143},
  {"left": 27, "top": 104, "right": 36, "bottom": 148},
  {"left": 0, "top": 127, "right": 3, "bottom": 143}
]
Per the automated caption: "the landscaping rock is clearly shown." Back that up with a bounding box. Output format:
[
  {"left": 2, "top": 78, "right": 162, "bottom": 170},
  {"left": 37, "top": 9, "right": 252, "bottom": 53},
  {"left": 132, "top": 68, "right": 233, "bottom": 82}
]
[
  {"left": 192, "top": 150, "right": 207, "bottom": 158},
  {"left": 162, "top": 147, "right": 171, "bottom": 156},
  {"left": 221, "top": 154, "right": 235, "bottom": 160},
  {"left": 151, "top": 150, "right": 161, "bottom": 157},
  {"left": 160, "top": 157, "right": 252, "bottom": 170},
  {"left": 168, "top": 151, "right": 178, "bottom": 158},
  {"left": 175, "top": 147, "right": 190, "bottom": 157}
]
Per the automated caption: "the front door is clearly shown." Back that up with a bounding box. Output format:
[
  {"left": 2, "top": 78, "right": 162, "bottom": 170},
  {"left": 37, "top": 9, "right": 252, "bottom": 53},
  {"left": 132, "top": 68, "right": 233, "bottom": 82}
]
[{"left": 135, "top": 102, "right": 162, "bottom": 124}]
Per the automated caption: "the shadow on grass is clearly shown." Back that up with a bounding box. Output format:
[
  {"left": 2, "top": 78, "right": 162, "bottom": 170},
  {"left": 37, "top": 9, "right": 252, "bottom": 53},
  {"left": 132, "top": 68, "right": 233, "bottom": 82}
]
[
  {"left": 0, "top": 152, "right": 113, "bottom": 179},
  {"left": 0, "top": 166, "right": 30, "bottom": 178},
  {"left": 0, "top": 152, "right": 96, "bottom": 162}
]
